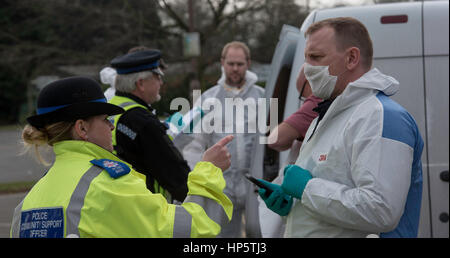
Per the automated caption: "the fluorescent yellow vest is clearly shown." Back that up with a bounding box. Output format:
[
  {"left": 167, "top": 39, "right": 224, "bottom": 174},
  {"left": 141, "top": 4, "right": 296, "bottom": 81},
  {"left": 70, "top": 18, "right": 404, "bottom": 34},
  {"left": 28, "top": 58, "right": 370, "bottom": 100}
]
[
  {"left": 108, "top": 95, "right": 145, "bottom": 152},
  {"left": 11, "top": 140, "right": 232, "bottom": 238},
  {"left": 108, "top": 95, "right": 168, "bottom": 197}
]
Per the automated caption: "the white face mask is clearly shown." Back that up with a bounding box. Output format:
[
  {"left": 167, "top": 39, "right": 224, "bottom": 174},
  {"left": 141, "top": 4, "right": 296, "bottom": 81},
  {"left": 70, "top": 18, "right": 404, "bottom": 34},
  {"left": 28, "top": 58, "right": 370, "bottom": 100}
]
[{"left": 304, "top": 63, "right": 341, "bottom": 100}]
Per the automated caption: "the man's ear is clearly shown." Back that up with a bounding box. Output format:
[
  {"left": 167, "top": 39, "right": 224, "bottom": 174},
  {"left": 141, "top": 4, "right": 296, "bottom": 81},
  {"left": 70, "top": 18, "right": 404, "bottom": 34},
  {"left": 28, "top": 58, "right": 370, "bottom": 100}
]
[
  {"left": 135, "top": 79, "right": 145, "bottom": 92},
  {"left": 346, "top": 47, "right": 360, "bottom": 71},
  {"left": 73, "top": 119, "right": 89, "bottom": 141}
]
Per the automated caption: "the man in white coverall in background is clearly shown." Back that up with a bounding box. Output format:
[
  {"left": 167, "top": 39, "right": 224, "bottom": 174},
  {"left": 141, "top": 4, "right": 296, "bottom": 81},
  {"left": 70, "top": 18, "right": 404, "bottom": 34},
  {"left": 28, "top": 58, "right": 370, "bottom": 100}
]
[
  {"left": 175, "top": 41, "right": 265, "bottom": 237},
  {"left": 257, "top": 17, "right": 424, "bottom": 238}
]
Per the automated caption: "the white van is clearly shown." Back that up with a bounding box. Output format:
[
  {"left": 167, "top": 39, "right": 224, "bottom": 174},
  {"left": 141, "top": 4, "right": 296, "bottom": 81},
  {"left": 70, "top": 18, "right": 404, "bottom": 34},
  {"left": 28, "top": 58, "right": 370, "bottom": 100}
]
[{"left": 246, "top": 0, "right": 449, "bottom": 238}]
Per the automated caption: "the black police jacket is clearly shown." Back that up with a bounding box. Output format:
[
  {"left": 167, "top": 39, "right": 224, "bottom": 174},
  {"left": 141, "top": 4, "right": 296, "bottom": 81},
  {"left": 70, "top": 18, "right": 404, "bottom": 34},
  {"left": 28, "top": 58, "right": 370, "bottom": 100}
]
[{"left": 113, "top": 92, "right": 190, "bottom": 202}]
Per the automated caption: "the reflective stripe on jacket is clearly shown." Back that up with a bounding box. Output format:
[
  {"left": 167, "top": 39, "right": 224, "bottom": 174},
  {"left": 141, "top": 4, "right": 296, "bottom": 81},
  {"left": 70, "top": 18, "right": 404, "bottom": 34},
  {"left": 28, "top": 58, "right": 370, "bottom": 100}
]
[
  {"left": 108, "top": 94, "right": 168, "bottom": 198},
  {"left": 108, "top": 95, "right": 146, "bottom": 153},
  {"left": 11, "top": 140, "right": 232, "bottom": 238}
]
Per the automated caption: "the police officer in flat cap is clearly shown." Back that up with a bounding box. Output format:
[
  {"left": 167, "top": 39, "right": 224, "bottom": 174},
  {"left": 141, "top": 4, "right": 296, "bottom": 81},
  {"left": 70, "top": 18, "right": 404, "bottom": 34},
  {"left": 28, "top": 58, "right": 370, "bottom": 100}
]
[{"left": 109, "top": 49, "right": 190, "bottom": 202}]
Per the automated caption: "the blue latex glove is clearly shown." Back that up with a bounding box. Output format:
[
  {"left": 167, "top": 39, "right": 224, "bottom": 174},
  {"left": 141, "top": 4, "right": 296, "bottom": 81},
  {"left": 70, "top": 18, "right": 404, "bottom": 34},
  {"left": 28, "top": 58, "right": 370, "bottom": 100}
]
[
  {"left": 165, "top": 112, "right": 184, "bottom": 130},
  {"left": 281, "top": 164, "right": 313, "bottom": 199},
  {"left": 257, "top": 179, "right": 293, "bottom": 216}
]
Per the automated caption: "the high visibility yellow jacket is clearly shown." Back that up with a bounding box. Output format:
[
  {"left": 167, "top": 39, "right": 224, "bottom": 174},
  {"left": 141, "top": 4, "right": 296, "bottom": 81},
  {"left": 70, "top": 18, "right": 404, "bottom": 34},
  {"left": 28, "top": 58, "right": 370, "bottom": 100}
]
[
  {"left": 108, "top": 95, "right": 145, "bottom": 151},
  {"left": 108, "top": 94, "right": 191, "bottom": 202},
  {"left": 10, "top": 140, "right": 232, "bottom": 238},
  {"left": 108, "top": 95, "right": 151, "bottom": 184}
]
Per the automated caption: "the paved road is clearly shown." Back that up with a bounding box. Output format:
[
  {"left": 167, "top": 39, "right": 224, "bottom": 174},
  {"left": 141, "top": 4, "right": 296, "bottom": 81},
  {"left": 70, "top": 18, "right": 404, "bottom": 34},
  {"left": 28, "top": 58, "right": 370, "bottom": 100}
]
[
  {"left": 0, "top": 192, "right": 27, "bottom": 238},
  {"left": 0, "top": 128, "right": 53, "bottom": 183},
  {"left": 0, "top": 128, "right": 51, "bottom": 238}
]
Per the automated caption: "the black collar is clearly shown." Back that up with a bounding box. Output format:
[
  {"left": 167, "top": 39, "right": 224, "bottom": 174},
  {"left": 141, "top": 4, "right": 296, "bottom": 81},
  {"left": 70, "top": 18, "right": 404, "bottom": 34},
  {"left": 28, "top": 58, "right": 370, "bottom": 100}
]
[
  {"left": 308, "top": 99, "right": 334, "bottom": 141},
  {"left": 115, "top": 91, "right": 154, "bottom": 112},
  {"left": 313, "top": 99, "right": 334, "bottom": 121}
]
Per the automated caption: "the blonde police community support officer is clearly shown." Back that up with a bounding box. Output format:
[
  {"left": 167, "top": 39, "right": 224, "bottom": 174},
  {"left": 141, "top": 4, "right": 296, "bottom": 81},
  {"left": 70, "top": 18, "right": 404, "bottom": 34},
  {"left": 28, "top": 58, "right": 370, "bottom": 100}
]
[
  {"left": 108, "top": 49, "right": 191, "bottom": 202},
  {"left": 10, "top": 76, "right": 233, "bottom": 238}
]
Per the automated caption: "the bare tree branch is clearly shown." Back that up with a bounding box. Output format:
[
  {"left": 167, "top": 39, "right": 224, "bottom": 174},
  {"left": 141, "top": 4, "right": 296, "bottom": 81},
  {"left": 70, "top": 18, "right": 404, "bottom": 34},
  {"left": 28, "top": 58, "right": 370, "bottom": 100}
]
[
  {"left": 206, "top": 0, "right": 218, "bottom": 17},
  {"left": 202, "top": 1, "right": 265, "bottom": 37},
  {"left": 212, "top": 0, "right": 229, "bottom": 26},
  {"left": 157, "top": 0, "right": 190, "bottom": 32}
]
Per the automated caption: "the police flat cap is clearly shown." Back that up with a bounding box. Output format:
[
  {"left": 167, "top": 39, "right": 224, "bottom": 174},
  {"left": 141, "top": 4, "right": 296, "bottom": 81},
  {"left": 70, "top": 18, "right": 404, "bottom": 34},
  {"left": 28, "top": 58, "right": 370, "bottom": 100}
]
[
  {"left": 110, "top": 50, "right": 164, "bottom": 75},
  {"left": 27, "top": 76, "right": 124, "bottom": 128}
]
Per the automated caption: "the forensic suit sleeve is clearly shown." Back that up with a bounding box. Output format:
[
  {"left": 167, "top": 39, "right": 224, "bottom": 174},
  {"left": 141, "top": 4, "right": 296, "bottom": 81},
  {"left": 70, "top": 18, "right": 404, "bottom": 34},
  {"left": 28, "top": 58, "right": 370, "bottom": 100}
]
[
  {"left": 181, "top": 131, "right": 212, "bottom": 169},
  {"left": 176, "top": 90, "right": 215, "bottom": 169},
  {"left": 299, "top": 101, "right": 421, "bottom": 233},
  {"left": 80, "top": 162, "right": 232, "bottom": 238}
]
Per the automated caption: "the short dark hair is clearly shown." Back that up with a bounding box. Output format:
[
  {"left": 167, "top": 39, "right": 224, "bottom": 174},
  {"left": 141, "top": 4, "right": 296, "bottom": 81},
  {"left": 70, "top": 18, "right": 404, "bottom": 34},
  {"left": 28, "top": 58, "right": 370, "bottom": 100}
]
[{"left": 305, "top": 17, "right": 373, "bottom": 69}]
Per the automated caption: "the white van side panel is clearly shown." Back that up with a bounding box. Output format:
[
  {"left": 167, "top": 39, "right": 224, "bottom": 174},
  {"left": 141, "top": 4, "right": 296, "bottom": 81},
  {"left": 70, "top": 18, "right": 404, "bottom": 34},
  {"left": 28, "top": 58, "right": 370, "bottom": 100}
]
[
  {"left": 263, "top": 24, "right": 300, "bottom": 104},
  {"left": 423, "top": 1, "right": 449, "bottom": 238},
  {"left": 424, "top": 1, "right": 449, "bottom": 55},
  {"left": 314, "top": 2, "right": 423, "bottom": 58},
  {"left": 424, "top": 55, "right": 449, "bottom": 238}
]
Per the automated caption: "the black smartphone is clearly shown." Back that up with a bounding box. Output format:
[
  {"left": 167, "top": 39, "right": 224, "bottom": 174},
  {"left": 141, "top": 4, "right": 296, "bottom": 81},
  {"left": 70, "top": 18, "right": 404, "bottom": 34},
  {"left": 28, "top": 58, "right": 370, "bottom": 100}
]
[{"left": 244, "top": 173, "right": 273, "bottom": 196}]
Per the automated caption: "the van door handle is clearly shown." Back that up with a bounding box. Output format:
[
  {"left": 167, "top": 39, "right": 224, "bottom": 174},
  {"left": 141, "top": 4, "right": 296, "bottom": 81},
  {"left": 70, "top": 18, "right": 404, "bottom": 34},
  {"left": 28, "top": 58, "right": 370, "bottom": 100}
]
[
  {"left": 440, "top": 170, "right": 449, "bottom": 182},
  {"left": 440, "top": 213, "right": 449, "bottom": 223}
]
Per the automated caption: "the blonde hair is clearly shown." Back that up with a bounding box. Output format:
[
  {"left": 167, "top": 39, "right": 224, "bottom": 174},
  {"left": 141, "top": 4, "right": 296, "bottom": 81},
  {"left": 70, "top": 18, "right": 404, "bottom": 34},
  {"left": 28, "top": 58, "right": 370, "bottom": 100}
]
[
  {"left": 21, "top": 121, "right": 75, "bottom": 166},
  {"left": 221, "top": 41, "right": 251, "bottom": 61}
]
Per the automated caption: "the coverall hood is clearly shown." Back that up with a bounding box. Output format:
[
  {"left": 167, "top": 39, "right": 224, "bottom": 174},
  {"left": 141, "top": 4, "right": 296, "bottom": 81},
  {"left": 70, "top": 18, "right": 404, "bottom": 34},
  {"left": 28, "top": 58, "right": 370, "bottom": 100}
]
[
  {"left": 217, "top": 67, "right": 259, "bottom": 96},
  {"left": 348, "top": 68, "right": 399, "bottom": 96}
]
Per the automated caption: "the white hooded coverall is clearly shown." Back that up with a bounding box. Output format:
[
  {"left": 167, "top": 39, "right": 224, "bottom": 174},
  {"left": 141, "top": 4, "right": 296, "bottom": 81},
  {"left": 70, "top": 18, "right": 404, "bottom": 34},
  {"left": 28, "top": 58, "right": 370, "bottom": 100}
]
[
  {"left": 175, "top": 70, "right": 265, "bottom": 237},
  {"left": 286, "top": 68, "right": 423, "bottom": 238}
]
